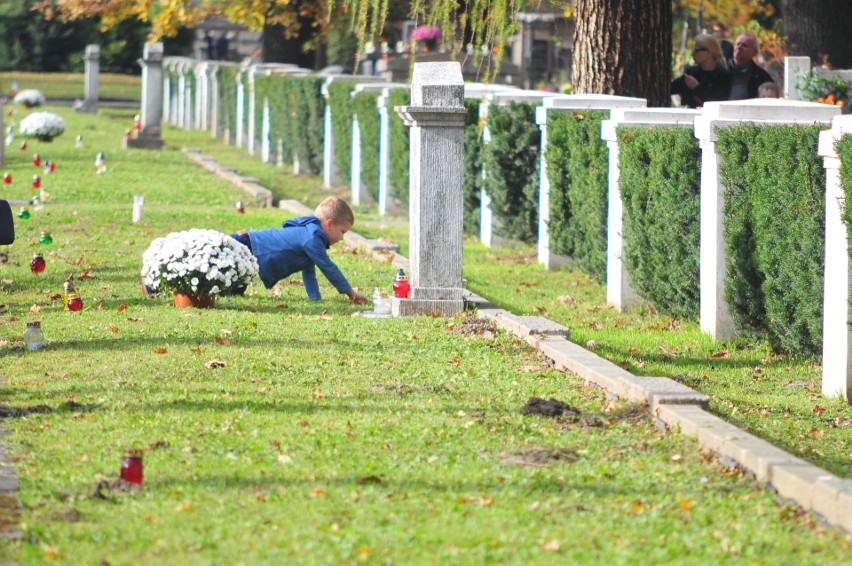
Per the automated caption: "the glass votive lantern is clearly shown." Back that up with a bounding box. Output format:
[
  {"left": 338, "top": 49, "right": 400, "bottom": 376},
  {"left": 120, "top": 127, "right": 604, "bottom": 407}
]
[
  {"left": 393, "top": 268, "right": 411, "bottom": 298},
  {"left": 32, "top": 174, "right": 40, "bottom": 189},
  {"left": 66, "top": 292, "right": 83, "bottom": 312},
  {"left": 373, "top": 287, "right": 391, "bottom": 315},
  {"left": 23, "top": 321, "right": 44, "bottom": 351},
  {"left": 120, "top": 449, "right": 144, "bottom": 484},
  {"left": 17, "top": 207, "right": 30, "bottom": 220},
  {"left": 30, "top": 253, "right": 45, "bottom": 274},
  {"left": 3, "top": 172, "right": 11, "bottom": 184},
  {"left": 33, "top": 153, "right": 40, "bottom": 167},
  {"left": 39, "top": 231, "right": 52, "bottom": 245}
]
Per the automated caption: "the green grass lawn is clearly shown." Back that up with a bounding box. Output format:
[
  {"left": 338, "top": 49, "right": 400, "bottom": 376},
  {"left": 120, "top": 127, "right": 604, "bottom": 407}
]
[
  {"left": 0, "top": 107, "right": 849, "bottom": 563},
  {"left": 0, "top": 72, "right": 140, "bottom": 101},
  {"left": 166, "top": 125, "right": 852, "bottom": 481}
]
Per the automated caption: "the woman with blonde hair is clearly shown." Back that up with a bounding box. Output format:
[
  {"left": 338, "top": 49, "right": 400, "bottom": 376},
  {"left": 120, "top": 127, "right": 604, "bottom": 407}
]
[{"left": 671, "top": 34, "right": 731, "bottom": 108}]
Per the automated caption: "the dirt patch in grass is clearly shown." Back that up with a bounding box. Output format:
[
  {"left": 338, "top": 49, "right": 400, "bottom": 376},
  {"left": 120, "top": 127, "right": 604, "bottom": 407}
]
[
  {"left": 449, "top": 317, "right": 497, "bottom": 337},
  {"left": 521, "top": 397, "right": 581, "bottom": 418},
  {"left": 499, "top": 445, "right": 579, "bottom": 468},
  {"left": 367, "top": 384, "right": 422, "bottom": 395}
]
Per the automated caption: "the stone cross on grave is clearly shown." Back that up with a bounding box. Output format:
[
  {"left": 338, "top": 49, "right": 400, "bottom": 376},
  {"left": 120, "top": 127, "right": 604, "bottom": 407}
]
[{"left": 392, "top": 62, "right": 466, "bottom": 316}]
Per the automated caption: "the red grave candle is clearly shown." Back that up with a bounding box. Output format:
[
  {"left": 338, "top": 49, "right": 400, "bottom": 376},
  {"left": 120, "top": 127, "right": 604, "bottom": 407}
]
[
  {"left": 33, "top": 153, "right": 40, "bottom": 167},
  {"left": 120, "top": 449, "right": 143, "bottom": 484},
  {"left": 30, "top": 253, "right": 46, "bottom": 274},
  {"left": 393, "top": 268, "right": 411, "bottom": 298}
]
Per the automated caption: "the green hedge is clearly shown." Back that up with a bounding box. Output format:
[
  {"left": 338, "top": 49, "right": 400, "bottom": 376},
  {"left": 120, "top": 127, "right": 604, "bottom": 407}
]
[
  {"left": 618, "top": 126, "right": 701, "bottom": 319},
  {"left": 260, "top": 75, "right": 325, "bottom": 175},
  {"left": 352, "top": 90, "right": 381, "bottom": 200},
  {"left": 328, "top": 80, "right": 357, "bottom": 186},
  {"left": 388, "top": 88, "right": 410, "bottom": 205},
  {"left": 481, "top": 102, "right": 540, "bottom": 243},
  {"left": 217, "top": 66, "right": 238, "bottom": 140},
  {"left": 717, "top": 124, "right": 825, "bottom": 355},
  {"left": 463, "top": 100, "right": 484, "bottom": 236},
  {"left": 836, "top": 135, "right": 852, "bottom": 321},
  {"left": 545, "top": 110, "right": 610, "bottom": 282}
]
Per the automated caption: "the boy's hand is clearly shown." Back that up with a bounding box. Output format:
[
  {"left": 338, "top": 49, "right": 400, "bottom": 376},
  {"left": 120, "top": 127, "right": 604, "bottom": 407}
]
[{"left": 347, "top": 289, "right": 367, "bottom": 305}]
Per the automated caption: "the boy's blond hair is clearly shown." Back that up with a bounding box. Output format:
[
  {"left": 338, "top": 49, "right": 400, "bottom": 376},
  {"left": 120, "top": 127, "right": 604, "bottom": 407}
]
[{"left": 314, "top": 197, "right": 354, "bottom": 226}]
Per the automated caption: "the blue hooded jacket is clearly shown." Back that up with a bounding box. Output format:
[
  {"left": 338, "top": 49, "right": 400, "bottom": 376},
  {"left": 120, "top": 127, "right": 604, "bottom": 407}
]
[{"left": 247, "top": 215, "right": 351, "bottom": 300}]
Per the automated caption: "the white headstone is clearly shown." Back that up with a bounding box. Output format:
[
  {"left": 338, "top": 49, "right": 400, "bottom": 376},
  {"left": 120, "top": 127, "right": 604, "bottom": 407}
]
[
  {"left": 76, "top": 45, "right": 100, "bottom": 113},
  {"left": 818, "top": 115, "right": 852, "bottom": 401},
  {"left": 124, "top": 43, "right": 164, "bottom": 149}
]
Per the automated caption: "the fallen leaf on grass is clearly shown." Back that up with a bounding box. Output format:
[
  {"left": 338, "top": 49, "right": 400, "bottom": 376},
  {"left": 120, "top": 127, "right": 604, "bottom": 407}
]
[
  {"left": 78, "top": 271, "right": 95, "bottom": 280},
  {"left": 312, "top": 388, "right": 325, "bottom": 399},
  {"left": 117, "top": 305, "right": 127, "bottom": 312},
  {"left": 681, "top": 498, "right": 691, "bottom": 512},
  {"left": 106, "top": 326, "right": 119, "bottom": 333},
  {"left": 126, "top": 317, "right": 144, "bottom": 322},
  {"left": 174, "top": 502, "right": 194, "bottom": 512},
  {"left": 542, "top": 539, "right": 560, "bottom": 551},
  {"left": 310, "top": 488, "right": 324, "bottom": 498},
  {"left": 809, "top": 428, "right": 825, "bottom": 436},
  {"left": 214, "top": 337, "right": 233, "bottom": 346},
  {"left": 204, "top": 359, "right": 226, "bottom": 369},
  {"left": 277, "top": 453, "right": 293, "bottom": 465},
  {"left": 30, "top": 304, "right": 40, "bottom": 314},
  {"left": 557, "top": 294, "right": 575, "bottom": 305},
  {"left": 812, "top": 405, "right": 825, "bottom": 414},
  {"left": 710, "top": 351, "right": 730, "bottom": 359},
  {"left": 155, "top": 347, "right": 168, "bottom": 355},
  {"left": 532, "top": 305, "right": 548, "bottom": 314}
]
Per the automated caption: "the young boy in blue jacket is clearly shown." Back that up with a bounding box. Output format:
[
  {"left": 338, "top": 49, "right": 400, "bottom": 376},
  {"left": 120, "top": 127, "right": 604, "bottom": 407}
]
[{"left": 231, "top": 197, "right": 367, "bottom": 304}]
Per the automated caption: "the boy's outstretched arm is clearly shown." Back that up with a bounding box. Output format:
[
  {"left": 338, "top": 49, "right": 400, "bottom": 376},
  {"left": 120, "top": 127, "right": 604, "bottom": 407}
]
[{"left": 347, "top": 289, "right": 367, "bottom": 305}]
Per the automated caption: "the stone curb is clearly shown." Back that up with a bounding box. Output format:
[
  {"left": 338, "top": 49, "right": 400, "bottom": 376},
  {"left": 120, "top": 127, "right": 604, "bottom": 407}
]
[
  {"left": 184, "top": 148, "right": 273, "bottom": 207},
  {"left": 195, "top": 150, "right": 852, "bottom": 535}
]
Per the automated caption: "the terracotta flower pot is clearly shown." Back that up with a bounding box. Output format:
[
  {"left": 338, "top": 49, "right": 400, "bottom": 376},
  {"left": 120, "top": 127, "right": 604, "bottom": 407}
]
[{"left": 174, "top": 293, "right": 216, "bottom": 309}]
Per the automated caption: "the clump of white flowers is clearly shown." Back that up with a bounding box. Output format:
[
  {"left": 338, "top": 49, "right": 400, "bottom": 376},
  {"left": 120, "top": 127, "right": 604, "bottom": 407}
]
[
  {"left": 19, "top": 112, "right": 67, "bottom": 141},
  {"left": 141, "top": 229, "right": 259, "bottom": 297},
  {"left": 13, "top": 89, "right": 46, "bottom": 108}
]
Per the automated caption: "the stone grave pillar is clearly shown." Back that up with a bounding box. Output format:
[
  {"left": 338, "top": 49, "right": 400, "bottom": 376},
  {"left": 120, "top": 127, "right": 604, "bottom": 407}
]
[
  {"left": 377, "top": 87, "right": 392, "bottom": 215},
  {"left": 246, "top": 67, "right": 257, "bottom": 155},
  {"left": 261, "top": 97, "right": 271, "bottom": 163},
  {"left": 600, "top": 106, "right": 696, "bottom": 311},
  {"left": 235, "top": 71, "right": 245, "bottom": 147},
  {"left": 162, "top": 64, "right": 171, "bottom": 124},
  {"left": 694, "top": 99, "right": 838, "bottom": 341},
  {"left": 195, "top": 62, "right": 209, "bottom": 131},
  {"left": 124, "top": 43, "right": 164, "bottom": 150},
  {"left": 818, "top": 115, "right": 852, "bottom": 401},
  {"left": 393, "top": 62, "right": 466, "bottom": 316},
  {"left": 209, "top": 65, "right": 219, "bottom": 139},
  {"left": 784, "top": 56, "right": 811, "bottom": 99},
  {"left": 76, "top": 45, "right": 100, "bottom": 113}
]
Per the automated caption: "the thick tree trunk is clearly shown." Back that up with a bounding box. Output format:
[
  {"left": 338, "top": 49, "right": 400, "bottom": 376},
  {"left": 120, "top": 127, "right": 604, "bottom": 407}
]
[
  {"left": 780, "top": 0, "right": 852, "bottom": 68},
  {"left": 571, "top": 0, "right": 672, "bottom": 107}
]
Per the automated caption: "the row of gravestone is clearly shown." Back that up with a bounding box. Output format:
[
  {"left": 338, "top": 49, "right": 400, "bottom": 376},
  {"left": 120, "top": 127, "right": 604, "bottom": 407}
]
[{"left": 153, "top": 54, "right": 852, "bottom": 402}]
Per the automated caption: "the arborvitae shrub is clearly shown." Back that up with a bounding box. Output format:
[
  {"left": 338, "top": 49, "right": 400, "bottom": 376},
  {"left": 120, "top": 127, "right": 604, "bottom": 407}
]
[
  {"left": 388, "top": 89, "right": 410, "bottom": 204},
  {"left": 217, "top": 67, "right": 238, "bottom": 138},
  {"left": 836, "top": 135, "right": 852, "bottom": 323},
  {"left": 328, "top": 80, "right": 357, "bottom": 186},
  {"left": 618, "top": 126, "right": 701, "bottom": 319},
  {"left": 463, "top": 99, "right": 484, "bottom": 236},
  {"left": 352, "top": 90, "right": 381, "bottom": 201},
  {"left": 481, "top": 102, "right": 540, "bottom": 243},
  {"left": 545, "top": 110, "right": 609, "bottom": 282},
  {"left": 717, "top": 124, "right": 825, "bottom": 356}
]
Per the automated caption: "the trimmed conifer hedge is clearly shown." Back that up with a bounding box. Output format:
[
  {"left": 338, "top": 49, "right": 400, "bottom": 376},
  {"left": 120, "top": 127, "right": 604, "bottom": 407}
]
[
  {"left": 463, "top": 100, "right": 484, "bottom": 236},
  {"left": 717, "top": 124, "right": 825, "bottom": 355},
  {"left": 388, "top": 88, "right": 410, "bottom": 205},
  {"left": 328, "top": 80, "right": 357, "bottom": 186},
  {"left": 352, "top": 90, "right": 381, "bottom": 200},
  {"left": 481, "top": 102, "right": 540, "bottom": 243},
  {"left": 217, "top": 66, "right": 238, "bottom": 140},
  {"left": 618, "top": 126, "right": 701, "bottom": 319},
  {"left": 545, "top": 110, "right": 609, "bottom": 282}
]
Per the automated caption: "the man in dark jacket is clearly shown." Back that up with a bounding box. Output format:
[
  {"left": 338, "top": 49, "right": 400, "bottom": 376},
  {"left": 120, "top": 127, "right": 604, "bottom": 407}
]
[{"left": 728, "top": 32, "right": 775, "bottom": 100}]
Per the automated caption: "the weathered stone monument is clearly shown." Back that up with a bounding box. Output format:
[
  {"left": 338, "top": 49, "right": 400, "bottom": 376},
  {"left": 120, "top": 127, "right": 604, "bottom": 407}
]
[
  {"left": 125, "top": 43, "right": 164, "bottom": 150},
  {"left": 392, "top": 62, "right": 465, "bottom": 316},
  {"left": 75, "top": 45, "right": 100, "bottom": 113}
]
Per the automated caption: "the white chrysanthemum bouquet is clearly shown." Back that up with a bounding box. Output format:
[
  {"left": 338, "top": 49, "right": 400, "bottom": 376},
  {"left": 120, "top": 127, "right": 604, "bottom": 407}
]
[
  {"left": 13, "top": 89, "right": 46, "bottom": 108},
  {"left": 19, "top": 112, "right": 68, "bottom": 142},
  {"left": 141, "top": 229, "right": 258, "bottom": 298}
]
